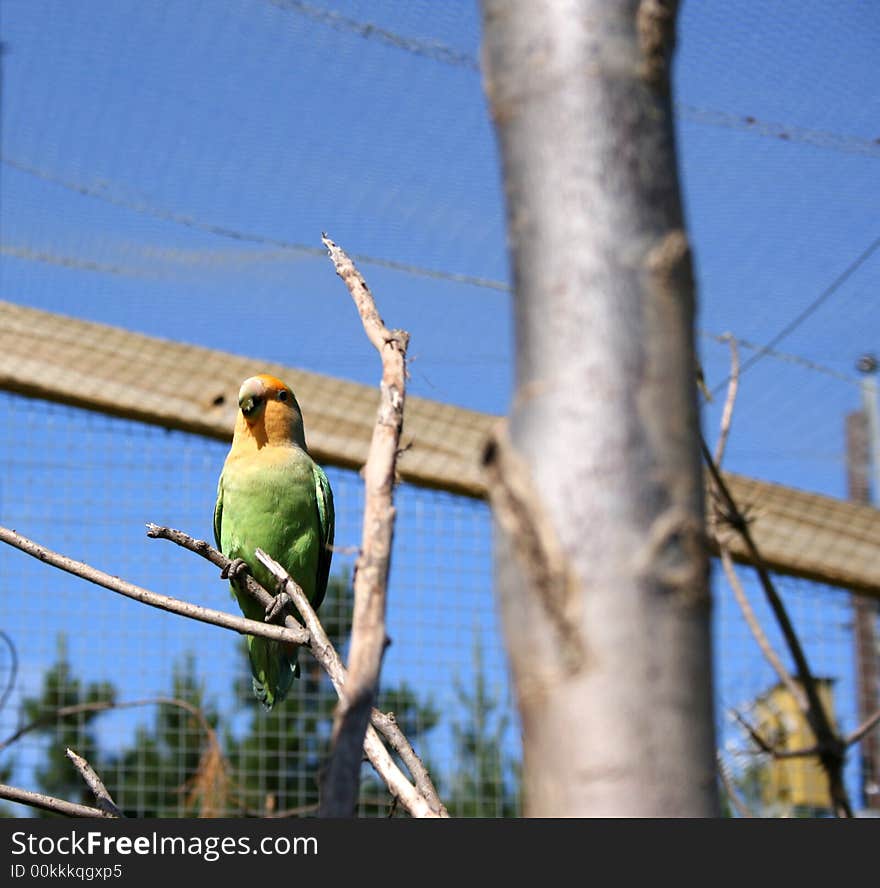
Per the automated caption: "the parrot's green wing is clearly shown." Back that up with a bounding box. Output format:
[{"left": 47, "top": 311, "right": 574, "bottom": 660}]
[
  {"left": 311, "top": 462, "right": 335, "bottom": 611},
  {"left": 212, "top": 476, "right": 224, "bottom": 550}
]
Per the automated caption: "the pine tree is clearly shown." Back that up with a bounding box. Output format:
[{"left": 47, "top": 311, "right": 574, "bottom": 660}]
[
  {"left": 15, "top": 575, "right": 488, "bottom": 818},
  {"left": 445, "top": 643, "right": 519, "bottom": 817},
  {"left": 19, "top": 635, "right": 115, "bottom": 816},
  {"left": 104, "top": 653, "right": 221, "bottom": 817},
  {"left": 225, "top": 572, "right": 440, "bottom": 817}
]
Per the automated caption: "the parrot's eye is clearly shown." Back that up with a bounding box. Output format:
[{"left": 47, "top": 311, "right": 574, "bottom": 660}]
[
  {"left": 240, "top": 395, "right": 262, "bottom": 417},
  {"left": 278, "top": 390, "right": 289, "bottom": 402}
]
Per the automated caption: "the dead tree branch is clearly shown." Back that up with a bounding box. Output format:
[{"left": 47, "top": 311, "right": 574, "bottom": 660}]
[
  {"left": 704, "top": 441, "right": 852, "bottom": 816},
  {"left": 144, "top": 524, "right": 308, "bottom": 642},
  {"left": 0, "top": 630, "right": 18, "bottom": 716},
  {"left": 846, "top": 706, "right": 880, "bottom": 748},
  {"left": 0, "top": 783, "right": 113, "bottom": 818},
  {"left": 65, "top": 747, "right": 124, "bottom": 817},
  {"left": 0, "top": 695, "right": 229, "bottom": 818},
  {"left": 716, "top": 753, "right": 755, "bottom": 818},
  {"left": 729, "top": 701, "right": 880, "bottom": 761},
  {"left": 704, "top": 442, "right": 852, "bottom": 816},
  {"left": 730, "top": 708, "right": 820, "bottom": 761},
  {"left": 0, "top": 522, "right": 443, "bottom": 817},
  {"left": 0, "top": 696, "right": 218, "bottom": 754},
  {"left": 255, "top": 550, "right": 443, "bottom": 818},
  {"left": 319, "top": 233, "right": 410, "bottom": 817},
  {"left": 720, "top": 549, "right": 807, "bottom": 712},
  {"left": 149, "top": 526, "right": 445, "bottom": 817},
  {"left": 369, "top": 709, "right": 446, "bottom": 816},
  {"left": 0, "top": 525, "right": 307, "bottom": 647},
  {"left": 0, "top": 728, "right": 124, "bottom": 819},
  {"left": 712, "top": 334, "right": 740, "bottom": 468},
  {"left": 707, "top": 340, "right": 861, "bottom": 816}
]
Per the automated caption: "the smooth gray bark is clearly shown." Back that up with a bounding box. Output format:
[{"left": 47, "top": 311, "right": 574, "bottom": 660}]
[{"left": 481, "top": 0, "right": 718, "bottom": 816}]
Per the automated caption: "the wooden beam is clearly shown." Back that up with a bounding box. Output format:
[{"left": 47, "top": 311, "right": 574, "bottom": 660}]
[{"left": 2, "top": 299, "right": 879, "bottom": 595}]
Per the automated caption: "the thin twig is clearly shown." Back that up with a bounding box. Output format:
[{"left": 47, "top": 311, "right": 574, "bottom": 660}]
[
  {"left": 0, "top": 525, "right": 307, "bottom": 647},
  {"left": 0, "top": 630, "right": 18, "bottom": 716},
  {"left": 145, "top": 524, "right": 308, "bottom": 641},
  {"left": 0, "top": 532, "right": 441, "bottom": 816},
  {"left": 720, "top": 549, "right": 807, "bottom": 712},
  {"left": 0, "top": 696, "right": 219, "bottom": 754},
  {"left": 716, "top": 753, "right": 755, "bottom": 818},
  {"left": 320, "top": 233, "right": 410, "bottom": 818},
  {"left": 702, "top": 443, "right": 852, "bottom": 817},
  {"left": 731, "top": 707, "right": 774, "bottom": 754},
  {"left": 730, "top": 708, "right": 819, "bottom": 760},
  {"left": 255, "top": 549, "right": 443, "bottom": 819},
  {"left": 706, "top": 339, "right": 851, "bottom": 816},
  {"left": 66, "top": 747, "right": 124, "bottom": 817},
  {"left": 713, "top": 334, "right": 739, "bottom": 468},
  {"left": 244, "top": 802, "right": 320, "bottom": 819},
  {"left": 846, "top": 705, "right": 880, "bottom": 748},
  {"left": 369, "top": 710, "right": 448, "bottom": 816},
  {"left": 147, "top": 524, "right": 445, "bottom": 817},
  {"left": 1, "top": 696, "right": 229, "bottom": 817},
  {"left": 0, "top": 783, "right": 113, "bottom": 818}
]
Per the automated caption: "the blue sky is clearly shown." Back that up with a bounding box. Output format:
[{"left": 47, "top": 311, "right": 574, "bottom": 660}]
[{"left": 1, "top": 1, "right": 878, "bottom": 813}]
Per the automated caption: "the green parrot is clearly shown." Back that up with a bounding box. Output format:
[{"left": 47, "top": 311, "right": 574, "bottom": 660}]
[{"left": 214, "top": 373, "right": 334, "bottom": 709}]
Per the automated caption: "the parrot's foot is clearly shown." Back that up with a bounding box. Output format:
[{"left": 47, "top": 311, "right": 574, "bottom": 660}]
[
  {"left": 265, "top": 589, "right": 293, "bottom": 624},
  {"left": 221, "top": 558, "right": 249, "bottom": 583}
]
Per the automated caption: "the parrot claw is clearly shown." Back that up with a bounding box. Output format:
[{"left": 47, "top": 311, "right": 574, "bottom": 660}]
[
  {"left": 265, "top": 589, "right": 293, "bottom": 623},
  {"left": 221, "top": 558, "right": 249, "bottom": 582}
]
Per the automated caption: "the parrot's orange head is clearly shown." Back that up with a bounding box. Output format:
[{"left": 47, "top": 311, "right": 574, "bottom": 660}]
[{"left": 234, "top": 374, "right": 307, "bottom": 449}]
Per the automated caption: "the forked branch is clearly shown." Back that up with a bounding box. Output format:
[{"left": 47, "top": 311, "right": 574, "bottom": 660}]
[{"left": 319, "top": 234, "right": 411, "bottom": 817}]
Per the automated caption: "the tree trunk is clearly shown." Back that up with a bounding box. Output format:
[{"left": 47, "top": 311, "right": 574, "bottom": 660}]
[{"left": 480, "top": 0, "right": 718, "bottom": 816}]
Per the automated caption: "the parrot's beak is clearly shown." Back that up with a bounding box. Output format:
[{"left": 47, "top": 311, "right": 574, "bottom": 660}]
[{"left": 238, "top": 377, "right": 267, "bottom": 419}]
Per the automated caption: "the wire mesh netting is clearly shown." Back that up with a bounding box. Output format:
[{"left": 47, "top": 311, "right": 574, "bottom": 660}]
[
  {"left": 1, "top": 1, "right": 879, "bottom": 817},
  {"left": 716, "top": 570, "right": 880, "bottom": 817},
  {"left": 0, "top": 391, "right": 517, "bottom": 817},
  {"left": 0, "top": 390, "right": 877, "bottom": 817}
]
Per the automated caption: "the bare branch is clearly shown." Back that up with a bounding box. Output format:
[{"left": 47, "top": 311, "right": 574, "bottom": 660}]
[
  {"left": 65, "top": 747, "right": 124, "bottom": 817},
  {"left": 720, "top": 549, "right": 807, "bottom": 712},
  {"left": 730, "top": 707, "right": 774, "bottom": 755},
  {"left": 0, "top": 696, "right": 218, "bottom": 753},
  {"left": 0, "top": 630, "right": 18, "bottom": 716},
  {"left": 147, "top": 524, "right": 446, "bottom": 816},
  {"left": 253, "top": 802, "right": 319, "bottom": 818},
  {"left": 1, "top": 696, "right": 230, "bottom": 816},
  {"left": 320, "top": 234, "right": 409, "bottom": 817},
  {"left": 705, "top": 349, "right": 852, "bottom": 816},
  {"left": 145, "top": 524, "right": 308, "bottom": 641},
  {"left": 716, "top": 753, "right": 755, "bottom": 818},
  {"left": 2, "top": 526, "right": 442, "bottom": 815},
  {"left": 147, "top": 524, "right": 448, "bottom": 817},
  {"left": 0, "top": 783, "right": 113, "bottom": 818},
  {"left": 713, "top": 334, "right": 740, "bottom": 468},
  {"left": 255, "top": 550, "right": 444, "bottom": 819},
  {"left": 703, "top": 442, "right": 852, "bottom": 817},
  {"left": 0, "top": 525, "right": 307, "bottom": 647},
  {"left": 730, "top": 708, "right": 819, "bottom": 760},
  {"left": 846, "top": 705, "right": 880, "bottom": 748},
  {"left": 370, "top": 710, "right": 448, "bottom": 817}
]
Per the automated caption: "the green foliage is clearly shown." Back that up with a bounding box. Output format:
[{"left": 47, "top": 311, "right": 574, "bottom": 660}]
[
  {"left": 102, "top": 654, "right": 220, "bottom": 817},
  {"left": 20, "top": 636, "right": 115, "bottom": 817},
  {"left": 444, "top": 643, "right": 520, "bottom": 817},
  {"left": 11, "top": 577, "right": 517, "bottom": 818},
  {"left": 225, "top": 572, "right": 440, "bottom": 817}
]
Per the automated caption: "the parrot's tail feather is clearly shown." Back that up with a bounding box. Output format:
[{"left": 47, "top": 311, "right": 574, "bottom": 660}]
[{"left": 248, "top": 635, "right": 299, "bottom": 710}]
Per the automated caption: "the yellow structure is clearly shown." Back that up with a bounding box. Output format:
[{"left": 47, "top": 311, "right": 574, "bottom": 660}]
[{"left": 753, "top": 679, "right": 837, "bottom": 814}]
